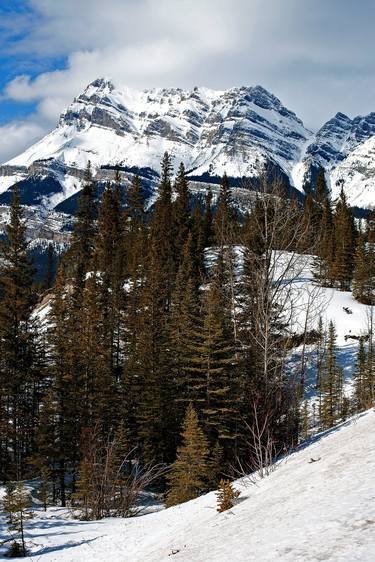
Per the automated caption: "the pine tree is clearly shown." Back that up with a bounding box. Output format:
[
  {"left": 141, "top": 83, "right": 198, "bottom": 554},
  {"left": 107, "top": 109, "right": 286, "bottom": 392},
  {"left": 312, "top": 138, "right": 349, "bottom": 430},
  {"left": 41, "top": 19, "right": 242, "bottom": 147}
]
[
  {"left": 203, "top": 187, "right": 213, "bottom": 248},
  {"left": 353, "top": 337, "right": 367, "bottom": 413},
  {"left": 0, "top": 185, "right": 38, "bottom": 479},
  {"left": 216, "top": 479, "right": 240, "bottom": 512},
  {"left": 187, "top": 281, "right": 237, "bottom": 450},
  {"left": 331, "top": 188, "right": 356, "bottom": 290},
  {"left": 66, "top": 161, "right": 97, "bottom": 297},
  {"left": 353, "top": 232, "right": 368, "bottom": 303},
  {"left": 313, "top": 196, "right": 334, "bottom": 286},
  {"left": 2, "top": 481, "right": 34, "bottom": 557},
  {"left": 173, "top": 162, "right": 191, "bottom": 264},
  {"left": 166, "top": 404, "right": 209, "bottom": 507},
  {"left": 320, "top": 321, "right": 344, "bottom": 429},
  {"left": 214, "top": 173, "right": 234, "bottom": 249}
]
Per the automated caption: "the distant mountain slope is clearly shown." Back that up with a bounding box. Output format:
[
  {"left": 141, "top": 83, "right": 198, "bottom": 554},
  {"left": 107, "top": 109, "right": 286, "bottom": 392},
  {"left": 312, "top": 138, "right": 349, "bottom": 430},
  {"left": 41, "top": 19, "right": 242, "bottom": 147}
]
[
  {"left": 0, "top": 78, "right": 374, "bottom": 235},
  {"left": 0, "top": 79, "right": 311, "bottom": 213}
]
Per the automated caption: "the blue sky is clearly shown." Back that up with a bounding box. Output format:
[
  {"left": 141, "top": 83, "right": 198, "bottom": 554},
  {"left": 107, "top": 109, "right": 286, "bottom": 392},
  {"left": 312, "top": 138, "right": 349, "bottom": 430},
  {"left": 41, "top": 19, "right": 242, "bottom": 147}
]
[{"left": 1, "top": 0, "right": 375, "bottom": 163}]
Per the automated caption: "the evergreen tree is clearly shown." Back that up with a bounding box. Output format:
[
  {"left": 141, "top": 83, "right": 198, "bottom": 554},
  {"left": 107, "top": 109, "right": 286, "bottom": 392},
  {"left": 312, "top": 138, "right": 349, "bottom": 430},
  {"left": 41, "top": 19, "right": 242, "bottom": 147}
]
[
  {"left": 48, "top": 265, "right": 81, "bottom": 505},
  {"left": 94, "top": 181, "right": 124, "bottom": 381},
  {"left": 300, "top": 400, "right": 310, "bottom": 441},
  {"left": 67, "top": 161, "right": 97, "bottom": 296},
  {"left": 0, "top": 186, "right": 38, "bottom": 479},
  {"left": 353, "top": 337, "right": 367, "bottom": 413},
  {"left": 187, "top": 281, "right": 238, "bottom": 451},
  {"left": 44, "top": 243, "right": 55, "bottom": 290},
  {"left": 166, "top": 404, "right": 209, "bottom": 507},
  {"left": 169, "top": 234, "right": 200, "bottom": 414},
  {"left": 353, "top": 232, "right": 368, "bottom": 303},
  {"left": 331, "top": 188, "right": 356, "bottom": 290},
  {"left": 364, "top": 312, "right": 375, "bottom": 408},
  {"left": 320, "top": 321, "right": 344, "bottom": 429},
  {"left": 214, "top": 173, "right": 234, "bottom": 249},
  {"left": 203, "top": 187, "right": 213, "bottom": 248},
  {"left": 2, "top": 481, "right": 34, "bottom": 557},
  {"left": 216, "top": 479, "right": 240, "bottom": 512},
  {"left": 149, "top": 152, "right": 176, "bottom": 312},
  {"left": 77, "top": 273, "right": 115, "bottom": 432},
  {"left": 173, "top": 162, "right": 191, "bottom": 264},
  {"left": 313, "top": 196, "right": 334, "bottom": 286}
]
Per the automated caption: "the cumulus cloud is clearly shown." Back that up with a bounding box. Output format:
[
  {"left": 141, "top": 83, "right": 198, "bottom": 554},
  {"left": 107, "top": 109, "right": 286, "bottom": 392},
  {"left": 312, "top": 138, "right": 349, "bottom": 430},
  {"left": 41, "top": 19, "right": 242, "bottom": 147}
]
[
  {"left": 0, "top": 120, "right": 46, "bottom": 163},
  {"left": 1, "top": 0, "right": 375, "bottom": 162}
]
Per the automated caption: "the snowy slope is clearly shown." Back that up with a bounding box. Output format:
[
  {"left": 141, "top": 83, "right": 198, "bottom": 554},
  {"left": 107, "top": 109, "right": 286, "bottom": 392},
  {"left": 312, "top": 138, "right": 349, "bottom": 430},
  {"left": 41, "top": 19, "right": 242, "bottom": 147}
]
[
  {"left": 1, "top": 77, "right": 375, "bottom": 217},
  {"left": 5, "top": 79, "right": 311, "bottom": 178},
  {"left": 330, "top": 136, "right": 375, "bottom": 206},
  {"left": 293, "top": 112, "right": 375, "bottom": 207},
  {"left": 0, "top": 78, "right": 312, "bottom": 215},
  {"left": 1, "top": 410, "right": 374, "bottom": 561}
]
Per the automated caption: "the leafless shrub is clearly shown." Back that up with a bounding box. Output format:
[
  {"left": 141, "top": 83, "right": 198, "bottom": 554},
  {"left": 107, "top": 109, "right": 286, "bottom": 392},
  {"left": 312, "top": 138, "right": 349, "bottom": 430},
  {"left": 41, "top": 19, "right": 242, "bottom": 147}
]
[{"left": 72, "top": 426, "right": 166, "bottom": 520}]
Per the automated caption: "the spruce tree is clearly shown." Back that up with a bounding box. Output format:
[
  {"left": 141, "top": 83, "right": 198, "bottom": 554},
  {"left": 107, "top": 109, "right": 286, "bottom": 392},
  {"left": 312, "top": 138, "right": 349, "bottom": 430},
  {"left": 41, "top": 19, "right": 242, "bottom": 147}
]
[
  {"left": 94, "top": 181, "right": 124, "bottom": 382},
  {"left": 353, "top": 232, "right": 368, "bottom": 303},
  {"left": 331, "top": 188, "right": 356, "bottom": 290},
  {"left": 313, "top": 196, "right": 334, "bottom": 286},
  {"left": 66, "top": 161, "right": 97, "bottom": 297},
  {"left": 0, "top": 185, "right": 37, "bottom": 479},
  {"left": 203, "top": 186, "right": 213, "bottom": 248},
  {"left": 173, "top": 162, "right": 191, "bottom": 264},
  {"left": 166, "top": 404, "right": 209, "bottom": 507},
  {"left": 2, "top": 481, "right": 34, "bottom": 557},
  {"left": 187, "top": 280, "right": 237, "bottom": 450},
  {"left": 353, "top": 337, "right": 367, "bottom": 413},
  {"left": 48, "top": 265, "right": 81, "bottom": 505},
  {"left": 214, "top": 173, "right": 234, "bottom": 249},
  {"left": 320, "top": 321, "right": 344, "bottom": 429}
]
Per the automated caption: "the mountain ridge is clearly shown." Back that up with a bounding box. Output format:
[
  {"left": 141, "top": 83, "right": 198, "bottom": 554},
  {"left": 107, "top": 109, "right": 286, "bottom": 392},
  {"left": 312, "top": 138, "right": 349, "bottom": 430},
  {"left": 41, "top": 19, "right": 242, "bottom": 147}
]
[{"left": 0, "top": 78, "right": 374, "bottom": 224}]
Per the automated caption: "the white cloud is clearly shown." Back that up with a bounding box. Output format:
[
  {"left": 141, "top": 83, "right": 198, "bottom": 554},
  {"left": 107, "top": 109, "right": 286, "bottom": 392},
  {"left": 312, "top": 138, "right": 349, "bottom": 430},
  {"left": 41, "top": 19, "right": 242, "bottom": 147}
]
[{"left": 0, "top": 120, "right": 46, "bottom": 164}]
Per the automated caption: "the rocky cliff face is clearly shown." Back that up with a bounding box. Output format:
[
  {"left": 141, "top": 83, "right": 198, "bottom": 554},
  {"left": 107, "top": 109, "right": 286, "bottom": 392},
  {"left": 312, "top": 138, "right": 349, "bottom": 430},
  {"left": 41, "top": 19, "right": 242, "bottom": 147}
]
[
  {"left": 0, "top": 78, "right": 374, "bottom": 237},
  {"left": 0, "top": 79, "right": 312, "bottom": 213},
  {"left": 295, "top": 111, "right": 375, "bottom": 203}
]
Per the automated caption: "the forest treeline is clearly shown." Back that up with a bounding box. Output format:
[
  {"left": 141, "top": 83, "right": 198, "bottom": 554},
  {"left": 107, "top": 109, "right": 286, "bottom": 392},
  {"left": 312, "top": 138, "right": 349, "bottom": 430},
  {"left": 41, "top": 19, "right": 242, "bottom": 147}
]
[{"left": 0, "top": 155, "right": 374, "bottom": 514}]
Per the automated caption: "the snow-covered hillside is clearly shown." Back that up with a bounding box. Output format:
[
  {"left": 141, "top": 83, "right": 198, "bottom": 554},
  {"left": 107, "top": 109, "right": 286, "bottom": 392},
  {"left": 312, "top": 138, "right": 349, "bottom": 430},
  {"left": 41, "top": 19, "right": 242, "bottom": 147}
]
[{"left": 1, "top": 409, "right": 374, "bottom": 561}]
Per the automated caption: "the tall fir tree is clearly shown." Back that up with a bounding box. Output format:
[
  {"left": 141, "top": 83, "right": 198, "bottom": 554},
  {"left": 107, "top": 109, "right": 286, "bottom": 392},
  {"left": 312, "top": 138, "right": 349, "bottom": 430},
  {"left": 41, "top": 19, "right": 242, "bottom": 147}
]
[
  {"left": 320, "top": 321, "right": 344, "bottom": 429},
  {"left": 173, "top": 162, "right": 191, "bottom": 265},
  {"left": 166, "top": 404, "right": 209, "bottom": 507},
  {"left": 67, "top": 161, "right": 97, "bottom": 298},
  {"left": 331, "top": 188, "right": 356, "bottom": 290},
  {"left": 0, "top": 185, "right": 38, "bottom": 479}
]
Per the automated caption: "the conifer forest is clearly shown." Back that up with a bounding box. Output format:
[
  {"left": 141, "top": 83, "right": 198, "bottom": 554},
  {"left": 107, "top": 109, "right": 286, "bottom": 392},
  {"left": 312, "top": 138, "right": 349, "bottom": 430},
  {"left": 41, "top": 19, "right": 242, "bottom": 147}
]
[{"left": 0, "top": 152, "right": 374, "bottom": 525}]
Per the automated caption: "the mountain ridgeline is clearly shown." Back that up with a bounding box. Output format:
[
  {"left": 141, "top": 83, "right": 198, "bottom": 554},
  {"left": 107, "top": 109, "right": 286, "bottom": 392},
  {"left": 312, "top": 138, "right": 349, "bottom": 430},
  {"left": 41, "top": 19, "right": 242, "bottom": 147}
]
[{"left": 0, "top": 79, "right": 375, "bottom": 240}]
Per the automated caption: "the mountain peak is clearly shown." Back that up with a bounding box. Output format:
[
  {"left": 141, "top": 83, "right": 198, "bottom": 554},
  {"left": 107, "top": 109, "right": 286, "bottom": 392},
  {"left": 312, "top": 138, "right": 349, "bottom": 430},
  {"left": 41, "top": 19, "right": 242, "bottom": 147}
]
[{"left": 86, "top": 77, "right": 115, "bottom": 92}]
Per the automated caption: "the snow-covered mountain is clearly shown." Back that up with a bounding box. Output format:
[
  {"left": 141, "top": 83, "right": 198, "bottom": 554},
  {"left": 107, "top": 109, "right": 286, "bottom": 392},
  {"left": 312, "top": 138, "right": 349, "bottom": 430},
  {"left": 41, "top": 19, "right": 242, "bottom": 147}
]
[
  {"left": 1, "top": 77, "right": 375, "bottom": 232},
  {"left": 294, "top": 111, "right": 375, "bottom": 206},
  {"left": 0, "top": 78, "right": 312, "bottom": 214}
]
